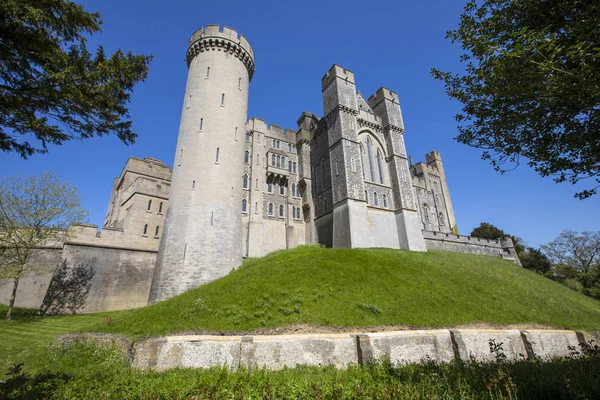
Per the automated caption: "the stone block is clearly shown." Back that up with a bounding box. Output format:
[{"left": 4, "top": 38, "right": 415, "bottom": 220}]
[
  {"left": 244, "top": 334, "right": 357, "bottom": 370},
  {"left": 451, "top": 329, "right": 527, "bottom": 362},
  {"left": 520, "top": 330, "right": 582, "bottom": 360},
  {"left": 367, "top": 330, "right": 454, "bottom": 365}
]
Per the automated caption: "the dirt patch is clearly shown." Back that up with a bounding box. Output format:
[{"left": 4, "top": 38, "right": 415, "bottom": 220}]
[{"left": 166, "top": 322, "right": 563, "bottom": 337}]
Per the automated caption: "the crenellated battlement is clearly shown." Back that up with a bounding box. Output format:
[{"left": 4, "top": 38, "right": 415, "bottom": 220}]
[
  {"left": 367, "top": 87, "right": 400, "bottom": 106},
  {"left": 186, "top": 25, "right": 255, "bottom": 80},
  {"left": 321, "top": 64, "right": 355, "bottom": 90},
  {"left": 247, "top": 118, "right": 297, "bottom": 140}
]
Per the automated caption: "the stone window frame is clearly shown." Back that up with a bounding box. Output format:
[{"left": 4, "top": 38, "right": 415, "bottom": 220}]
[
  {"left": 279, "top": 204, "right": 284, "bottom": 218},
  {"left": 383, "top": 194, "right": 387, "bottom": 208},
  {"left": 242, "top": 199, "right": 248, "bottom": 213},
  {"left": 268, "top": 202, "right": 274, "bottom": 216},
  {"left": 242, "top": 174, "right": 249, "bottom": 189},
  {"left": 244, "top": 151, "right": 249, "bottom": 164}
]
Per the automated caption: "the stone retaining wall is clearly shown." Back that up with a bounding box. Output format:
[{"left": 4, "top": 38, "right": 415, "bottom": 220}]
[{"left": 53, "top": 329, "right": 591, "bottom": 371}]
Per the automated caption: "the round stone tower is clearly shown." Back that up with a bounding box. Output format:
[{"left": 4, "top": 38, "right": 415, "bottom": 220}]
[{"left": 148, "top": 25, "right": 254, "bottom": 303}]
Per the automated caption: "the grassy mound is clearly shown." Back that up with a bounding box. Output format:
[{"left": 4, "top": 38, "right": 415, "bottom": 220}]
[{"left": 87, "top": 246, "right": 600, "bottom": 337}]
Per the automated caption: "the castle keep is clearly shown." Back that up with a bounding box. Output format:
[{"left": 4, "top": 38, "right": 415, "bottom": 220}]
[{"left": 0, "top": 25, "right": 520, "bottom": 313}]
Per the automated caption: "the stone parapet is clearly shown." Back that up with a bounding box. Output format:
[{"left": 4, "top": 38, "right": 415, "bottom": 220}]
[
  {"left": 53, "top": 329, "right": 591, "bottom": 371},
  {"left": 423, "top": 230, "right": 521, "bottom": 265}
]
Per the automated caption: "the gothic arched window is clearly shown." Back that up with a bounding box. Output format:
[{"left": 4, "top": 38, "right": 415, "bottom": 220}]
[
  {"left": 374, "top": 192, "right": 379, "bottom": 206},
  {"left": 242, "top": 199, "right": 247, "bottom": 212},
  {"left": 423, "top": 203, "right": 430, "bottom": 223},
  {"left": 268, "top": 203, "right": 273, "bottom": 216},
  {"left": 293, "top": 162, "right": 297, "bottom": 173},
  {"left": 244, "top": 151, "right": 249, "bottom": 163},
  {"left": 289, "top": 161, "right": 292, "bottom": 172},
  {"left": 292, "top": 183, "right": 296, "bottom": 197},
  {"left": 279, "top": 205, "right": 284, "bottom": 217},
  {"left": 376, "top": 149, "right": 384, "bottom": 184},
  {"left": 366, "top": 136, "right": 374, "bottom": 182},
  {"left": 242, "top": 174, "right": 248, "bottom": 189}
]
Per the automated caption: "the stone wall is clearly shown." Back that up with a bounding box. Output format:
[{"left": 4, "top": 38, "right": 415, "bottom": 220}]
[
  {"left": 54, "top": 329, "right": 591, "bottom": 371},
  {"left": 423, "top": 230, "right": 522, "bottom": 265}
]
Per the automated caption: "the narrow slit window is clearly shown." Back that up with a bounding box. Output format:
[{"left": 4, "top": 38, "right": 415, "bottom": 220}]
[
  {"left": 289, "top": 161, "right": 292, "bottom": 172},
  {"left": 199, "top": 118, "right": 203, "bottom": 131},
  {"left": 272, "top": 154, "right": 276, "bottom": 166},
  {"left": 243, "top": 174, "right": 248, "bottom": 189},
  {"left": 365, "top": 190, "right": 368, "bottom": 204},
  {"left": 242, "top": 199, "right": 247, "bottom": 212},
  {"left": 244, "top": 151, "right": 249, "bottom": 163},
  {"left": 147, "top": 199, "right": 152, "bottom": 211},
  {"left": 293, "top": 162, "right": 297, "bottom": 174},
  {"left": 215, "top": 147, "right": 220, "bottom": 163},
  {"left": 143, "top": 224, "right": 148, "bottom": 235},
  {"left": 206, "top": 66, "right": 210, "bottom": 78},
  {"left": 279, "top": 205, "right": 284, "bottom": 217},
  {"left": 221, "top": 93, "right": 225, "bottom": 106},
  {"left": 192, "top": 180, "right": 195, "bottom": 189},
  {"left": 235, "top": 127, "right": 238, "bottom": 141},
  {"left": 268, "top": 203, "right": 273, "bottom": 216},
  {"left": 159, "top": 202, "right": 163, "bottom": 213},
  {"left": 155, "top": 226, "right": 159, "bottom": 236},
  {"left": 238, "top": 77, "right": 241, "bottom": 89},
  {"left": 383, "top": 194, "right": 387, "bottom": 208},
  {"left": 374, "top": 192, "right": 379, "bottom": 206},
  {"left": 255, "top": 202, "right": 258, "bottom": 213}
]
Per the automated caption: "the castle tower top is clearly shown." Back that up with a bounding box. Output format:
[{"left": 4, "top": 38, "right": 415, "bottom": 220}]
[
  {"left": 186, "top": 25, "right": 255, "bottom": 80},
  {"left": 321, "top": 64, "right": 355, "bottom": 90}
]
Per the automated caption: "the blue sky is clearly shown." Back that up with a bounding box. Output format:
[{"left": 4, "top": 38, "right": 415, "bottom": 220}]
[{"left": 1, "top": 0, "right": 597, "bottom": 248}]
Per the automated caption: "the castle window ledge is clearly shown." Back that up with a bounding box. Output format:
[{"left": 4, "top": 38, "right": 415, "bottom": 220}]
[
  {"left": 154, "top": 236, "right": 160, "bottom": 239},
  {"left": 266, "top": 165, "right": 289, "bottom": 178},
  {"left": 146, "top": 210, "right": 152, "bottom": 213},
  {"left": 142, "top": 235, "right": 148, "bottom": 238}
]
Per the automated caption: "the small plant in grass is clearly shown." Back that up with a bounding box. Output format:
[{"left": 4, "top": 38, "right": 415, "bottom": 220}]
[
  {"left": 489, "top": 339, "right": 508, "bottom": 363},
  {"left": 312, "top": 289, "right": 324, "bottom": 303},
  {"left": 356, "top": 303, "right": 382, "bottom": 315}
]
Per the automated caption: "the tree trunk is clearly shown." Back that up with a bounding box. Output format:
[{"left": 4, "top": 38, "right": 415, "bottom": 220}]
[{"left": 6, "top": 278, "right": 19, "bottom": 320}]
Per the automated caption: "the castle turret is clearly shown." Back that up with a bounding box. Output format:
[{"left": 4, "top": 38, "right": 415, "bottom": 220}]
[
  {"left": 148, "top": 25, "right": 255, "bottom": 303},
  {"left": 368, "top": 88, "right": 426, "bottom": 251},
  {"left": 425, "top": 151, "right": 456, "bottom": 232}
]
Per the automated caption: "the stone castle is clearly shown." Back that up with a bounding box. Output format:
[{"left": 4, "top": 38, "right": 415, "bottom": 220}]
[{"left": 0, "top": 25, "right": 520, "bottom": 313}]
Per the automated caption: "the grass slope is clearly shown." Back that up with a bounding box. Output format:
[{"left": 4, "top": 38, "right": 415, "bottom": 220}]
[
  {"left": 89, "top": 246, "right": 600, "bottom": 337},
  {"left": 0, "top": 306, "right": 112, "bottom": 372}
]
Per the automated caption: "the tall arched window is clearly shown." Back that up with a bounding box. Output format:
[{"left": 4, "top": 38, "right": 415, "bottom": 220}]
[
  {"left": 292, "top": 183, "right": 296, "bottom": 197},
  {"left": 289, "top": 161, "right": 292, "bottom": 172},
  {"left": 423, "top": 203, "right": 430, "bottom": 223},
  {"left": 147, "top": 199, "right": 152, "bottom": 211},
  {"left": 279, "top": 205, "right": 284, "bottom": 217},
  {"left": 244, "top": 151, "right": 249, "bottom": 163},
  {"left": 267, "top": 178, "right": 273, "bottom": 193},
  {"left": 242, "top": 174, "right": 248, "bottom": 189},
  {"left": 374, "top": 192, "right": 379, "bottom": 206},
  {"left": 268, "top": 203, "right": 273, "bottom": 216},
  {"left": 383, "top": 194, "right": 387, "bottom": 208},
  {"left": 376, "top": 149, "right": 384, "bottom": 184},
  {"left": 366, "top": 136, "right": 374, "bottom": 181},
  {"left": 242, "top": 199, "right": 247, "bottom": 212},
  {"left": 143, "top": 224, "right": 148, "bottom": 235},
  {"left": 293, "top": 162, "right": 297, "bottom": 173},
  {"left": 277, "top": 156, "right": 281, "bottom": 167}
]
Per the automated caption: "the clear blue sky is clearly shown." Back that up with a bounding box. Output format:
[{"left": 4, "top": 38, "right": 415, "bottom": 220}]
[{"left": 1, "top": 0, "right": 597, "bottom": 248}]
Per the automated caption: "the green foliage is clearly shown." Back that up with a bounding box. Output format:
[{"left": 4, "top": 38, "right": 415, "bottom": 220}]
[
  {"left": 84, "top": 246, "right": 600, "bottom": 337},
  {"left": 521, "top": 247, "right": 553, "bottom": 275},
  {"left": 2, "top": 344, "right": 600, "bottom": 399},
  {"left": 0, "top": 0, "right": 152, "bottom": 158},
  {"left": 432, "top": 0, "right": 600, "bottom": 199},
  {"left": 470, "top": 222, "right": 506, "bottom": 240},
  {"left": 0, "top": 170, "right": 89, "bottom": 319},
  {"left": 543, "top": 230, "right": 600, "bottom": 300}
]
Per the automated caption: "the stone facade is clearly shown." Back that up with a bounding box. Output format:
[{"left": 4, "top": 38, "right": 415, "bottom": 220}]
[{"left": 0, "top": 25, "right": 521, "bottom": 313}]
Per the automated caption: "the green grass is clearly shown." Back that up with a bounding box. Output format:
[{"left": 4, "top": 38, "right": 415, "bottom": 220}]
[
  {"left": 0, "top": 305, "right": 112, "bottom": 372},
  {"left": 86, "top": 246, "right": 600, "bottom": 337}
]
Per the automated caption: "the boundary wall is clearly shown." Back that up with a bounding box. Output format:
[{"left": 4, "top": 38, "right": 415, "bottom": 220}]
[
  {"left": 423, "top": 231, "right": 522, "bottom": 265},
  {"left": 53, "top": 329, "right": 590, "bottom": 371}
]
